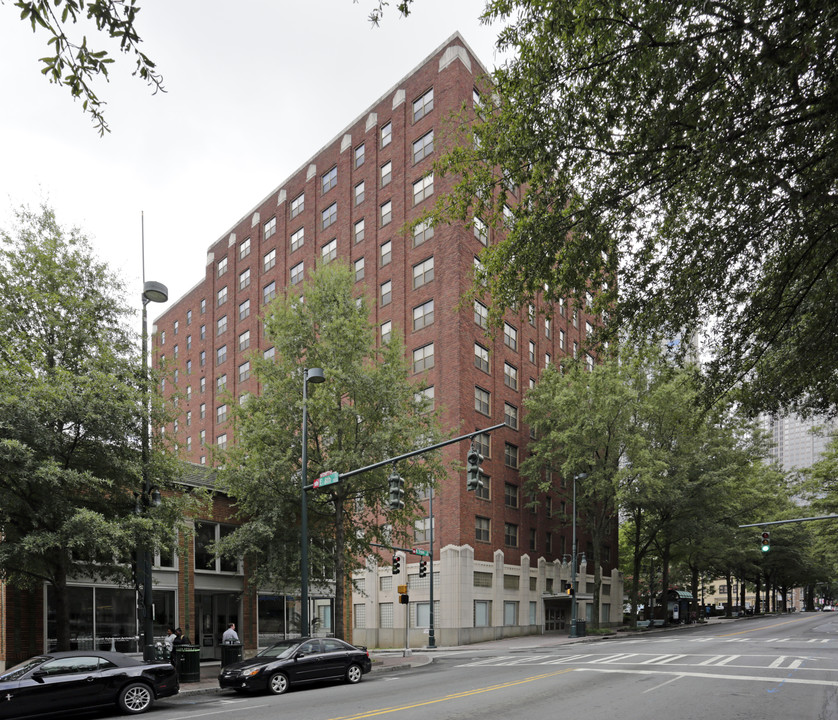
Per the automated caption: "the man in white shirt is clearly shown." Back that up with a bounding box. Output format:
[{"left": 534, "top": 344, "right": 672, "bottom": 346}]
[{"left": 222, "top": 622, "right": 239, "bottom": 644}]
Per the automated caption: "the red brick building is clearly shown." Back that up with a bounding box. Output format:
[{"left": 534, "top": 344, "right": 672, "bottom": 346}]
[{"left": 149, "top": 33, "right": 621, "bottom": 648}]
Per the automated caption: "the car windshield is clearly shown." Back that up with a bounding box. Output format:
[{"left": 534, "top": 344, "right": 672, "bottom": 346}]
[
  {"left": 257, "top": 641, "right": 299, "bottom": 659},
  {"left": 0, "top": 657, "right": 48, "bottom": 682}
]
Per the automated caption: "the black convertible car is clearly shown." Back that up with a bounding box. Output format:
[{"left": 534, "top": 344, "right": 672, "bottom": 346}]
[
  {"left": 219, "top": 637, "right": 371, "bottom": 695},
  {"left": 0, "top": 650, "right": 179, "bottom": 718}
]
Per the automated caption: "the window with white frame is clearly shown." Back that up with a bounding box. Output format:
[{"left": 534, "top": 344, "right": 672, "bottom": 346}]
[
  {"left": 238, "top": 330, "right": 250, "bottom": 352},
  {"left": 504, "top": 482, "right": 519, "bottom": 508},
  {"left": 504, "top": 362, "right": 518, "bottom": 390},
  {"left": 504, "top": 443, "right": 519, "bottom": 469},
  {"left": 240, "top": 237, "right": 252, "bottom": 258},
  {"left": 380, "top": 320, "right": 392, "bottom": 343},
  {"left": 354, "top": 218, "right": 365, "bottom": 244},
  {"left": 354, "top": 142, "right": 365, "bottom": 168},
  {"left": 380, "top": 280, "right": 392, "bottom": 306},
  {"left": 412, "top": 343, "right": 434, "bottom": 373},
  {"left": 545, "top": 317, "right": 552, "bottom": 338},
  {"left": 474, "top": 343, "right": 489, "bottom": 373},
  {"left": 216, "top": 374, "right": 227, "bottom": 392},
  {"left": 474, "top": 386, "right": 490, "bottom": 415},
  {"left": 381, "top": 160, "right": 392, "bottom": 187},
  {"left": 321, "top": 202, "right": 337, "bottom": 229},
  {"left": 474, "top": 216, "right": 488, "bottom": 245},
  {"left": 412, "top": 130, "right": 434, "bottom": 163},
  {"left": 412, "top": 173, "right": 434, "bottom": 205},
  {"left": 238, "top": 361, "right": 250, "bottom": 382},
  {"left": 504, "top": 524, "right": 518, "bottom": 548},
  {"left": 216, "top": 404, "right": 228, "bottom": 424},
  {"left": 475, "top": 516, "right": 490, "bottom": 542},
  {"left": 504, "top": 402, "right": 518, "bottom": 429},
  {"left": 239, "top": 267, "right": 250, "bottom": 290},
  {"left": 216, "top": 315, "right": 227, "bottom": 336},
  {"left": 529, "top": 340, "right": 536, "bottom": 363},
  {"left": 380, "top": 121, "right": 392, "bottom": 148},
  {"left": 474, "top": 301, "right": 488, "bottom": 329},
  {"left": 413, "top": 299, "right": 434, "bottom": 331},
  {"left": 474, "top": 600, "right": 491, "bottom": 627},
  {"left": 321, "top": 238, "right": 337, "bottom": 264},
  {"left": 413, "top": 219, "right": 434, "bottom": 247},
  {"left": 380, "top": 240, "right": 392, "bottom": 266},
  {"left": 503, "top": 323, "right": 518, "bottom": 351},
  {"left": 560, "top": 329, "right": 566, "bottom": 350},
  {"left": 321, "top": 166, "right": 337, "bottom": 194},
  {"left": 354, "top": 180, "right": 365, "bottom": 205},
  {"left": 354, "top": 257, "right": 365, "bottom": 282},
  {"left": 264, "top": 218, "right": 277, "bottom": 241},
  {"left": 380, "top": 200, "right": 392, "bottom": 226},
  {"left": 412, "top": 87, "right": 433, "bottom": 122},
  {"left": 263, "top": 281, "right": 276, "bottom": 304},
  {"left": 415, "top": 385, "right": 434, "bottom": 410},
  {"left": 264, "top": 248, "right": 276, "bottom": 272},
  {"left": 412, "top": 257, "right": 434, "bottom": 289},
  {"left": 290, "top": 261, "right": 304, "bottom": 285},
  {"left": 217, "top": 256, "right": 228, "bottom": 277},
  {"left": 239, "top": 298, "right": 250, "bottom": 321},
  {"left": 217, "top": 286, "right": 228, "bottom": 306},
  {"left": 290, "top": 192, "right": 304, "bottom": 219}
]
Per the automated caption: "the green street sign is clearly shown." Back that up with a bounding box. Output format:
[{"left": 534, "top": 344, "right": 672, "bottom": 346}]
[
  {"left": 314, "top": 471, "right": 340, "bottom": 489},
  {"left": 412, "top": 548, "right": 430, "bottom": 556}
]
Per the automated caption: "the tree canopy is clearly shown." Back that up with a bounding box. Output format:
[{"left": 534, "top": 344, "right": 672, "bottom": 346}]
[
  {"left": 12, "top": 0, "right": 163, "bottom": 134},
  {"left": 419, "top": 0, "right": 838, "bottom": 418}
]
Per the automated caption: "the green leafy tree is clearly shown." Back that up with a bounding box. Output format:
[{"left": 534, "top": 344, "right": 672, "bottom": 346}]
[
  {"left": 422, "top": 0, "right": 838, "bottom": 417},
  {"left": 13, "top": 0, "right": 164, "bottom": 134},
  {"left": 0, "top": 204, "right": 185, "bottom": 650},
  {"left": 217, "top": 262, "right": 443, "bottom": 640}
]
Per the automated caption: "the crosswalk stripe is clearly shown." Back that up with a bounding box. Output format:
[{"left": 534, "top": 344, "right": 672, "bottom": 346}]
[
  {"left": 589, "top": 653, "right": 634, "bottom": 664},
  {"left": 541, "top": 654, "right": 593, "bottom": 664},
  {"left": 655, "top": 654, "right": 687, "bottom": 665},
  {"left": 715, "top": 655, "right": 740, "bottom": 665},
  {"left": 769, "top": 656, "right": 786, "bottom": 668}
]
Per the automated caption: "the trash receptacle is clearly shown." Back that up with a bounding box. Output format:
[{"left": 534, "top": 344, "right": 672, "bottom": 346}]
[
  {"left": 221, "top": 642, "right": 243, "bottom": 668},
  {"left": 172, "top": 645, "right": 200, "bottom": 683},
  {"left": 576, "top": 620, "right": 587, "bottom": 637}
]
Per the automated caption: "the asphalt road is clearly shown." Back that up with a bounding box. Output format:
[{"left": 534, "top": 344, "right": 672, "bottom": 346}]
[{"left": 143, "top": 614, "right": 838, "bottom": 720}]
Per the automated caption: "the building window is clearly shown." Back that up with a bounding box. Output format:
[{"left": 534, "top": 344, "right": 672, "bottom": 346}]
[
  {"left": 414, "top": 517, "right": 432, "bottom": 543},
  {"left": 321, "top": 239, "right": 337, "bottom": 264},
  {"left": 200, "top": 378, "right": 206, "bottom": 394},
  {"left": 238, "top": 330, "right": 250, "bottom": 352},
  {"left": 546, "top": 532, "right": 553, "bottom": 553},
  {"left": 264, "top": 248, "right": 276, "bottom": 272},
  {"left": 474, "top": 432, "right": 490, "bottom": 458},
  {"left": 380, "top": 280, "right": 392, "bottom": 307},
  {"left": 354, "top": 181, "right": 365, "bottom": 205},
  {"left": 239, "top": 298, "right": 250, "bottom": 321},
  {"left": 263, "top": 281, "right": 276, "bottom": 304},
  {"left": 474, "top": 343, "right": 489, "bottom": 373},
  {"left": 217, "top": 286, "right": 228, "bottom": 306},
  {"left": 573, "top": 309, "right": 579, "bottom": 327},
  {"left": 475, "top": 600, "right": 491, "bottom": 627},
  {"left": 321, "top": 202, "right": 337, "bottom": 229},
  {"left": 194, "top": 522, "right": 238, "bottom": 573},
  {"left": 546, "top": 352, "right": 552, "bottom": 366},
  {"left": 291, "top": 261, "right": 304, "bottom": 285},
  {"left": 216, "top": 345, "right": 227, "bottom": 365},
  {"left": 586, "top": 353, "right": 595, "bottom": 372},
  {"left": 381, "top": 320, "right": 392, "bottom": 343},
  {"left": 412, "top": 173, "right": 434, "bottom": 205},
  {"left": 380, "top": 240, "right": 392, "bottom": 266},
  {"left": 264, "top": 219, "right": 277, "bottom": 243},
  {"left": 504, "top": 483, "right": 519, "bottom": 508},
  {"left": 216, "top": 315, "right": 227, "bottom": 336},
  {"left": 504, "top": 403, "right": 518, "bottom": 430},
  {"left": 504, "top": 443, "right": 519, "bottom": 469},
  {"left": 199, "top": 350, "right": 206, "bottom": 366},
  {"left": 322, "top": 166, "right": 337, "bottom": 194},
  {"left": 504, "top": 523, "right": 518, "bottom": 548},
  {"left": 217, "top": 404, "right": 228, "bottom": 424},
  {"left": 380, "top": 160, "right": 392, "bottom": 187},
  {"left": 354, "top": 604, "right": 366, "bottom": 629},
  {"left": 379, "top": 603, "right": 393, "bottom": 629},
  {"left": 545, "top": 317, "right": 552, "bottom": 339},
  {"left": 504, "top": 362, "right": 518, "bottom": 391},
  {"left": 474, "top": 386, "right": 490, "bottom": 415},
  {"left": 354, "top": 218, "right": 365, "bottom": 244},
  {"left": 413, "top": 299, "right": 434, "bottom": 331},
  {"left": 354, "top": 142, "right": 365, "bottom": 168},
  {"left": 354, "top": 257, "right": 365, "bottom": 282},
  {"left": 529, "top": 340, "right": 536, "bottom": 363},
  {"left": 291, "top": 192, "right": 304, "bottom": 219},
  {"left": 412, "top": 257, "right": 434, "bottom": 289},
  {"left": 239, "top": 267, "right": 251, "bottom": 291},
  {"left": 186, "top": 385, "right": 192, "bottom": 401},
  {"left": 200, "top": 298, "right": 206, "bottom": 314},
  {"left": 573, "top": 341, "right": 578, "bottom": 358},
  {"left": 413, "top": 87, "right": 433, "bottom": 122},
  {"left": 173, "top": 344, "right": 179, "bottom": 359},
  {"left": 217, "top": 256, "right": 228, "bottom": 277},
  {"left": 474, "top": 301, "right": 488, "bottom": 329},
  {"left": 503, "top": 323, "right": 518, "bottom": 351},
  {"left": 412, "top": 130, "right": 434, "bottom": 163},
  {"left": 474, "top": 216, "right": 488, "bottom": 245},
  {"left": 475, "top": 516, "right": 490, "bottom": 542},
  {"left": 586, "top": 321, "right": 594, "bottom": 338},
  {"left": 412, "top": 343, "right": 434, "bottom": 373},
  {"left": 199, "top": 428, "right": 206, "bottom": 444},
  {"left": 415, "top": 386, "right": 434, "bottom": 411},
  {"left": 263, "top": 346, "right": 275, "bottom": 359},
  {"left": 238, "top": 361, "right": 250, "bottom": 382},
  {"left": 381, "top": 121, "right": 392, "bottom": 147},
  {"left": 240, "top": 237, "right": 252, "bottom": 259},
  {"left": 217, "top": 374, "right": 227, "bottom": 392},
  {"left": 413, "top": 219, "right": 434, "bottom": 247},
  {"left": 290, "top": 227, "right": 304, "bottom": 252},
  {"left": 186, "top": 359, "right": 192, "bottom": 375},
  {"left": 186, "top": 309, "right": 192, "bottom": 325},
  {"left": 380, "top": 200, "right": 392, "bottom": 226},
  {"left": 559, "top": 329, "right": 566, "bottom": 351}
]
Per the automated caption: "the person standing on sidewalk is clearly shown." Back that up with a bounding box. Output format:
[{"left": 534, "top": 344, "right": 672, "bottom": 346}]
[{"left": 222, "top": 622, "right": 239, "bottom": 644}]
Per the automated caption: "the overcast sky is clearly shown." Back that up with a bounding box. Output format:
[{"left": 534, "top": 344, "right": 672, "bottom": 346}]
[{"left": 0, "top": 1, "right": 503, "bottom": 319}]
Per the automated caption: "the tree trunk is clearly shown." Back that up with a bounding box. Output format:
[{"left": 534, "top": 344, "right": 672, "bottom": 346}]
[
  {"left": 755, "top": 576, "right": 762, "bottom": 614},
  {"left": 725, "top": 571, "right": 733, "bottom": 617},
  {"left": 629, "top": 516, "right": 643, "bottom": 628},
  {"left": 659, "top": 543, "right": 671, "bottom": 626},
  {"left": 689, "top": 565, "right": 699, "bottom": 622}
]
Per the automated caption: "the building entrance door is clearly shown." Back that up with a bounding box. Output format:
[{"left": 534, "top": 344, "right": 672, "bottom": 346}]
[{"left": 195, "top": 592, "right": 239, "bottom": 660}]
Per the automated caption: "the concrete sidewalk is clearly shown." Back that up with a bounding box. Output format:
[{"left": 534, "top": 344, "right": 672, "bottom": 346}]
[{"left": 177, "top": 615, "right": 742, "bottom": 696}]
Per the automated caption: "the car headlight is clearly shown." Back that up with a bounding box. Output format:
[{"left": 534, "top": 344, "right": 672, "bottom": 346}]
[{"left": 242, "top": 667, "right": 263, "bottom": 677}]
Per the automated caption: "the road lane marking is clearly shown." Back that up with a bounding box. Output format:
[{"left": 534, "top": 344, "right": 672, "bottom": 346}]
[
  {"left": 541, "top": 654, "right": 593, "bottom": 664},
  {"left": 769, "top": 656, "right": 787, "bottom": 668},
  {"left": 505, "top": 655, "right": 547, "bottom": 665},
  {"left": 642, "top": 675, "right": 684, "bottom": 693},
  {"left": 716, "top": 617, "right": 813, "bottom": 637},
  {"left": 640, "top": 654, "right": 679, "bottom": 664},
  {"left": 655, "top": 654, "right": 688, "bottom": 665},
  {"left": 162, "top": 704, "right": 271, "bottom": 719},
  {"left": 325, "top": 669, "right": 577, "bottom": 720},
  {"left": 715, "top": 655, "right": 740, "bottom": 665},
  {"left": 590, "top": 653, "right": 636, "bottom": 664},
  {"left": 697, "top": 655, "right": 726, "bottom": 666},
  {"left": 575, "top": 667, "right": 838, "bottom": 687}
]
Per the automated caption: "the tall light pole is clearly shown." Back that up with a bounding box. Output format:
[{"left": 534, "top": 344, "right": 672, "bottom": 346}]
[
  {"left": 570, "top": 472, "right": 587, "bottom": 638},
  {"left": 140, "top": 279, "right": 168, "bottom": 658},
  {"left": 300, "top": 367, "right": 325, "bottom": 637}
]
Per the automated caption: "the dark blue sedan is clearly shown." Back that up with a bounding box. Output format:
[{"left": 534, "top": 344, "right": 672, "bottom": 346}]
[{"left": 0, "top": 650, "right": 179, "bottom": 718}]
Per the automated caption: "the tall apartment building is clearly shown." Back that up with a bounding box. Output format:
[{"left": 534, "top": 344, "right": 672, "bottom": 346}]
[
  {"left": 153, "top": 33, "right": 622, "bottom": 648},
  {"left": 759, "top": 413, "right": 836, "bottom": 472}
]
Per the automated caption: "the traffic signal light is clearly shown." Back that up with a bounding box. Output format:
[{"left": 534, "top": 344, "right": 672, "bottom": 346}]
[
  {"left": 466, "top": 446, "right": 483, "bottom": 491},
  {"left": 566, "top": 585, "right": 575, "bottom": 596},
  {"left": 392, "top": 555, "right": 401, "bottom": 575},
  {"left": 761, "top": 531, "right": 770, "bottom": 552},
  {"left": 419, "top": 559, "right": 428, "bottom": 578},
  {"left": 388, "top": 468, "right": 405, "bottom": 510},
  {"left": 399, "top": 593, "right": 409, "bottom": 604}
]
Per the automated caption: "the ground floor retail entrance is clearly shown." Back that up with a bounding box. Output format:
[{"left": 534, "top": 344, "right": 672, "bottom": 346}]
[{"left": 195, "top": 591, "right": 240, "bottom": 660}]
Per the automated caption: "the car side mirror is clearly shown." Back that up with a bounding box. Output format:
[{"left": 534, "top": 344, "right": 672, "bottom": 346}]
[
  {"left": 294, "top": 652, "right": 306, "bottom": 660},
  {"left": 32, "top": 671, "right": 47, "bottom": 683}
]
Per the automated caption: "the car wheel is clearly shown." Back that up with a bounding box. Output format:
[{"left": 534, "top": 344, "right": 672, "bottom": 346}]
[
  {"left": 267, "top": 671, "right": 289, "bottom": 695},
  {"left": 346, "top": 663, "right": 363, "bottom": 684},
  {"left": 118, "top": 682, "right": 154, "bottom": 715}
]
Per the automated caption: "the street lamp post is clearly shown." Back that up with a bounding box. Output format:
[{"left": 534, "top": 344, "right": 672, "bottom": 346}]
[
  {"left": 300, "top": 367, "right": 325, "bottom": 638},
  {"left": 140, "top": 280, "right": 168, "bottom": 659},
  {"left": 570, "top": 472, "right": 587, "bottom": 639}
]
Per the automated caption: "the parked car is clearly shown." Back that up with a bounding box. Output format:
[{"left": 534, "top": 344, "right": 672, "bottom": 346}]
[
  {"left": 0, "top": 650, "right": 179, "bottom": 718},
  {"left": 219, "top": 637, "right": 371, "bottom": 695},
  {"left": 823, "top": 605, "right": 834, "bottom": 612}
]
